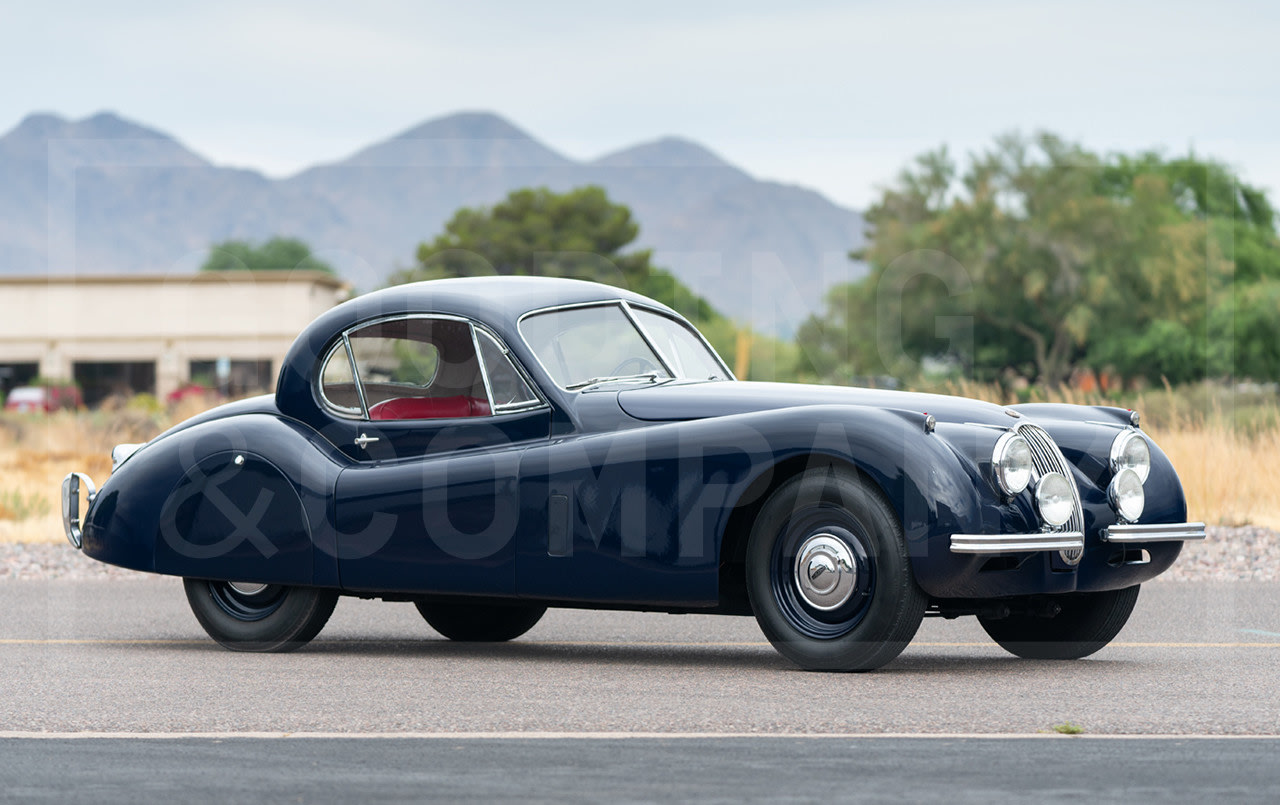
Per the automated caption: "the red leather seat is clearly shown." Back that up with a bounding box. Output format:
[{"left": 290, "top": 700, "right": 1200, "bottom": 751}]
[{"left": 368, "top": 396, "right": 491, "bottom": 420}]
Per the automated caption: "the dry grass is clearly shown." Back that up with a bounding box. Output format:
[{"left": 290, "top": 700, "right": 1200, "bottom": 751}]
[
  {"left": 2, "top": 385, "right": 1276, "bottom": 544},
  {"left": 1148, "top": 421, "right": 1280, "bottom": 530},
  {"left": 0, "top": 398, "right": 207, "bottom": 544}
]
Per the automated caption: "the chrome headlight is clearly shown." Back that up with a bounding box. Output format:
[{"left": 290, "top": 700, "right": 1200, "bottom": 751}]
[
  {"left": 1035, "top": 471, "right": 1074, "bottom": 527},
  {"left": 1108, "top": 468, "right": 1145, "bottom": 522},
  {"left": 1109, "top": 429, "right": 1150, "bottom": 482},
  {"left": 993, "top": 432, "right": 1033, "bottom": 496}
]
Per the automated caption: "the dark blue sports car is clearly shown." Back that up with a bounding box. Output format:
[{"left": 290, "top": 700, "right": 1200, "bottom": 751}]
[{"left": 62, "top": 276, "right": 1204, "bottom": 670}]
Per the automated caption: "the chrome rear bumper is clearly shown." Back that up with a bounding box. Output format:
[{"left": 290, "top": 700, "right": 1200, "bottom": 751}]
[
  {"left": 950, "top": 531, "right": 1084, "bottom": 555},
  {"left": 1102, "top": 522, "right": 1207, "bottom": 543},
  {"left": 60, "top": 472, "right": 96, "bottom": 550}
]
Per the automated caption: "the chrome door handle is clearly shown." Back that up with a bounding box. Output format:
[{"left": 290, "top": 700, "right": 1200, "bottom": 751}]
[{"left": 354, "top": 433, "right": 380, "bottom": 449}]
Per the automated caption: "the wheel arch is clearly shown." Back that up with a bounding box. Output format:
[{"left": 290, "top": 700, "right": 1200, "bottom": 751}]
[{"left": 717, "top": 452, "right": 899, "bottom": 613}]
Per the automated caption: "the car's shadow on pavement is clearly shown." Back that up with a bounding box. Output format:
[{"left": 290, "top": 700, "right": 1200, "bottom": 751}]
[{"left": 131, "top": 637, "right": 1136, "bottom": 674}]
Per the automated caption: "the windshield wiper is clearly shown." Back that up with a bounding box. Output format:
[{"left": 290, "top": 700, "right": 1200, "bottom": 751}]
[{"left": 566, "top": 372, "right": 664, "bottom": 391}]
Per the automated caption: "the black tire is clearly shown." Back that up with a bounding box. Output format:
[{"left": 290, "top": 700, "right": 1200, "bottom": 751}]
[
  {"left": 183, "top": 579, "right": 338, "bottom": 653},
  {"left": 978, "top": 585, "right": 1140, "bottom": 660},
  {"left": 745, "top": 468, "right": 927, "bottom": 671},
  {"left": 415, "top": 601, "right": 547, "bottom": 642}
]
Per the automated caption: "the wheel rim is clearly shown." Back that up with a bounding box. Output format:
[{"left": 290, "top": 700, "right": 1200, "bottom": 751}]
[
  {"left": 207, "top": 581, "right": 287, "bottom": 622},
  {"left": 771, "top": 507, "right": 875, "bottom": 639}
]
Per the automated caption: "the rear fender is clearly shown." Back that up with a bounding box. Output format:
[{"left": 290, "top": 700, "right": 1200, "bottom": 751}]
[{"left": 82, "top": 414, "right": 347, "bottom": 587}]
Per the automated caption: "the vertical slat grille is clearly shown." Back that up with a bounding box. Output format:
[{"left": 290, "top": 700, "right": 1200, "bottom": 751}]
[{"left": 1017, "top": 423, "right": 1085, "bottom": 539}]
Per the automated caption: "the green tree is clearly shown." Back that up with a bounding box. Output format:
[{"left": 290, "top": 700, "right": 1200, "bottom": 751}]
[
  {"left": 799, "top": 134, "right": 1278, "bottom": 386},
  {"left": 201, "top": 237, "right": 335, "bottom": 274},
  {"left": 390, "top": 185, "right": 723, "bottom": 331}
]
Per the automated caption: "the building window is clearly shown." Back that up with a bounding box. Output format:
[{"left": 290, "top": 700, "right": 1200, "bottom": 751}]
[{"left": 189, "top": 359, "right": 274, "bottom": 396}]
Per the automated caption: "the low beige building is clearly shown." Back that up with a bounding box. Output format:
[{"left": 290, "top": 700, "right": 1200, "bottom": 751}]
[{"left": 0, "top": 271, "right": 350, "bottom": 405}]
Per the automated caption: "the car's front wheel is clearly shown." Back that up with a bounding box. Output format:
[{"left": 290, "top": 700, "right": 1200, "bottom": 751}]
[
  {"left": 415, "top": 601, "right": 547, "bottom": 642},
  {"left": 745, "top": 467, "right": 927, "bottom": 671},
  {"left": 978, "top": 585, "right": 1140, "bottom": 660},
  {"left": 183, "top": 579, "right": 338, "bottom": 652}
]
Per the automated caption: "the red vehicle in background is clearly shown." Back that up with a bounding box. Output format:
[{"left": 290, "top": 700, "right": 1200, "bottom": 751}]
[{"left": 3, "top": 384, "right": 82, "bottom": 413}]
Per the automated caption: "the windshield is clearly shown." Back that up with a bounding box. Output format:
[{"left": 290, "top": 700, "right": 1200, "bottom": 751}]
[{"left": 519, "top": 303, "right": 727, "bottom": 390}]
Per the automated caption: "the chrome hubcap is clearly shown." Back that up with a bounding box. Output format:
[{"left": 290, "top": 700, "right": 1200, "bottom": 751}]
[
  {"left": 793, "top": 534, "right": 857, "bottom": 611},
  {"left": 227, "top": 581, "right": 269, "bottom": 596}
]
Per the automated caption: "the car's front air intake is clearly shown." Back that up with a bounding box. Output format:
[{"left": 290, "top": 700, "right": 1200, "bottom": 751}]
[{"left": 1017, "top": 422, "right": 1085, "bottom": 563}]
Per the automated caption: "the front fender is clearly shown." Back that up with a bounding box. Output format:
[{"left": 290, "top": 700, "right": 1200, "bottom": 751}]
[{"left": 703, "top": 405, "right": 992, "bottom": 597}]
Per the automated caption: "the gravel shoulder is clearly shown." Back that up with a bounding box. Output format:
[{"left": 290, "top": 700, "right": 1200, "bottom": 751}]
[{"left": 3, "top": 525, "right": 1273, "bottom": 583}]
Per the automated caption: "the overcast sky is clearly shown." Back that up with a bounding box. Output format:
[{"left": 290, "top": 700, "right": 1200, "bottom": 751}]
[{"left": 2, "top": 0, "right": 1276, "bottom": 209}]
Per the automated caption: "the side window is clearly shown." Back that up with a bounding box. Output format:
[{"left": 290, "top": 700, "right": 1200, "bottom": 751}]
[
  {"left": 325, "top": 317, "right": 492, "bottom": 421},
  {"left": 475, "top": 330, "right": 539, "bottom": 410}
]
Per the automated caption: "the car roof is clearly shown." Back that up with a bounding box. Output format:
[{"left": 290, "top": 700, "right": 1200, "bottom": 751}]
[
  {"left": 350, "top": 276, "right": 672, "bottom": 321},
  {"left": 275, "top": 276, "right": 680, "bottom": 423}
]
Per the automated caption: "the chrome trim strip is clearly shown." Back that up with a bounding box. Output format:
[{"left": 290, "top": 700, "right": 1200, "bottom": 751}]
[
  {"left": 950, "top": 531, "right": 1085, "bottom": 554},
  {"left": 342, "top": 333, "right": 369, "bottom": 418},
  {"left": 468, "top": 323, "right": 498, "bottom": 412},
  {"left": 1102, "top": 522, "right": 1207, "bottom": 543}
]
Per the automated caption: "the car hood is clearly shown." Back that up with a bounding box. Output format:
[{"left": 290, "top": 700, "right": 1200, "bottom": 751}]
[{"left": 617, "top": 381, "right": 1021, "bottom": 427}]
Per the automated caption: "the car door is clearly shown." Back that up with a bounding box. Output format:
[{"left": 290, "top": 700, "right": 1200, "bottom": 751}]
[{"left": 320, "top": 315, "right": 551, "bottom": 595}]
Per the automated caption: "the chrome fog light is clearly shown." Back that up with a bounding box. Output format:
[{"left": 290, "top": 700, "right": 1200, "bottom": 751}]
[
  {"left": 1108, "top": 467, "right": 1145, "bottom": 523},
  {"left": 1110, "top": 430, "right": 1151, "bottom": 482},
  {"left": 1035, "top": 471, "right": 1074, "bottom": 527},
  {"left": 993, "top": 432, "right": 1033, "bottom": 496}
]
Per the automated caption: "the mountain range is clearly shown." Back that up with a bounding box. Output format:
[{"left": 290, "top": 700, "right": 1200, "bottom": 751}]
[{"left": 0, "top": 110, "right": 866, "bottom": 331}]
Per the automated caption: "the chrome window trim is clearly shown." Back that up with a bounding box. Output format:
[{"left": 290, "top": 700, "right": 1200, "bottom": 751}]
[
  {"left": 626, "top": 302, "right": 735, "bottom": 381},
  {"left": 317, "top": 338, "right": 365, "bottom": 420},
  {"left": 317, "top": 312, "right": 550, "bottom": 422},
  {"left": 619, "top": 300, "right": 677, "bottom": 378},
  {"left": 472, "top": 326, "right": 548, "bottom": 414},
  {"left": 342, "top": 334, "right": 370, "bottom": 419},
  {"left": 468, "top": 323, "right": 498, "bottom": 412}
]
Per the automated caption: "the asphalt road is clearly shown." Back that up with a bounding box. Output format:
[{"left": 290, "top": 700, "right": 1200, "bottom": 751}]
[
  {"left": 3, "top": 736, "right": 1279, "bottom": 804},
  {"left": 4, "top": 579, "right": 1279, "bottom": 802},
  {"left": 2, "top": 579, "right": 1277, "bottom": 735}
]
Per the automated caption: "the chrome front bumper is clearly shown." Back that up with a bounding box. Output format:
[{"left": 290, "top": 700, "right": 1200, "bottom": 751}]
[
  {"left": 950, "top": 531, "right": 1084, "bottom": 555},
  {"left": 1102, "top": 522, "right": 1207, "bottom": 543},
  {"left": 60, "top": 472, "right": 96, "bottom": 550},
  {"left": 950, "top": 522, "right": 1207, "bottom": 555}
]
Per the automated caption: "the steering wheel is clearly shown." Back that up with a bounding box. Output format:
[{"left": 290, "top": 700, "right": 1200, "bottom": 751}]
[{"left": 609, "top": 356, "right": 660, "bottom": 377}]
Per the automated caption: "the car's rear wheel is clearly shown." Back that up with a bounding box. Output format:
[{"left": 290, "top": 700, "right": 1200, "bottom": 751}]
[
  {"left": 415, "top": 601, "right": 547, "bottom": 642},
  {"left": 978, "top": 585, "right": 1140, "bottom": 660},
  {"left": 745, "top": 467, "right": 926, "bottom": 671},
  {"left": 183, "top": 579, "right": 338, "bottom": 652}
]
